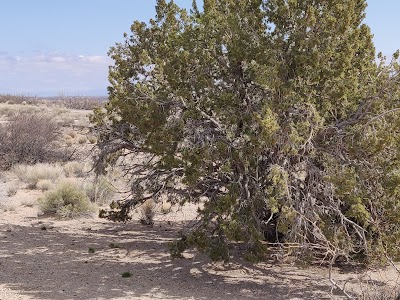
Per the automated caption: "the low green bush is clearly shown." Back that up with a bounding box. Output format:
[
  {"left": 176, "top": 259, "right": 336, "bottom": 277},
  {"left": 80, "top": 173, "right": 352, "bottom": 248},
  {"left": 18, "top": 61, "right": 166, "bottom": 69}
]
[{"left": 38, "top": 181, "right": 95, "bottom": 218}]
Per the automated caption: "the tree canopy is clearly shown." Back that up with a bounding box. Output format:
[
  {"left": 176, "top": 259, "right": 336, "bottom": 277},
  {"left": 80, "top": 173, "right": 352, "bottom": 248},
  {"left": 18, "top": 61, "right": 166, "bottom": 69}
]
[{"left": 92, "top": 0, "right": 400, "bottom": 263}]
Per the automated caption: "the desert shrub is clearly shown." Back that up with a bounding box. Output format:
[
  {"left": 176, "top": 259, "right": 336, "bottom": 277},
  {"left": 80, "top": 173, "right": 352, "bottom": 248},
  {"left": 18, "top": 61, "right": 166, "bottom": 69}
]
[
  {"left": 139, "top": 200, "right": 156, "bottom": 225},
  {"left": 6, "top": 183, "right": 19, "bottom": 197},
  {"left": 160, "top": 201, "right": 172, "bottom": 214},
  {"left": 77, "top": 135, "right": 87, "bottom": 144},
  {"left": 38, "top": 181, "right": 95, "bottom": 218},
  {"left": 0, "top": 112, "right": 66, "bottom": 169},
  {"left": 13, "top": 163, "right": 63, "bottom": 189},
  {"left": 65, "top": 138, "right": 74, "bottom": 147},
  {"left": 84, "top": 176, "right": 116, "bottom": 204},
  {"left": 87, "top": 135, "right": 97, "bottom": 144},
  {"left": 63, "top": 161, "right": 86, "bottom": 177},
  {"left": 0, "top": 202, "right": 16, "bottom": 212},
  {"left": 21, "top": 198, "right": 36, "bottom": 207},
  {"left": 65, "top": 130, "right": 77, "bottom": 139},
  {"left": 109, "top": 243, "right": 120, "bottom": 249},
  {"left": 0, "top": 103, "right": 42, "bottom": 119},
  {"left": 121, "top": 272, "right": 132, "bottom": 278},
  {"left": 0, "top": 94, "right": 37, "bottom": 105},
  {"left": 58, "top": 95, "right": 105, "bottom": 110},
  {"left": 36, "top": 179, "right": 53, "bottom": 191}
]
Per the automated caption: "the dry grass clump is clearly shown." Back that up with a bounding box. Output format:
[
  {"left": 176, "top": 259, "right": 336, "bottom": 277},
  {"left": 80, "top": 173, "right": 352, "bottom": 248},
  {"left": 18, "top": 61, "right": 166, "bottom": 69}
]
[
  {"left": 83, "top": 176, "right": 116, "bottom": 205},
  {"left": 0, "top": 103, "right": 41, "bottom": 118},
  {"left": 0, "top": 202, "right": 16, "bottom": 212},
  {"left": 65, "top": 137, "right": 74, "bottom": 147},
  {"left": 36, "top": 179, "right": 53, "bottom": 191},
  {"left": 87, "top": 135, "right": 97, "bottom": 144},
  {"left": 6, "top": 182, "right": 19, "bottom": 197},
  {"left": 139, "top": 199, "right": 156, "bottom": 225},
  {"left": 77, "top": 135, "right": 87, "bottom": 144},
  {"left": 13, "top": 163, "right": 64, "bottom": 189},
  {"left": 160, "top": 201, "right": 172, "bottom": 214},
  {"left": 65, "top": 130, "right": 77, "bottom": 139},
  {"left": 20, "top": 198, "right": 36, "bottom": 207},
  {"left": 38, "top": 181, "right": 95, "bottom": 218},
  {"left": 63, "top": 161, "right": 86, "bottom": 177}
]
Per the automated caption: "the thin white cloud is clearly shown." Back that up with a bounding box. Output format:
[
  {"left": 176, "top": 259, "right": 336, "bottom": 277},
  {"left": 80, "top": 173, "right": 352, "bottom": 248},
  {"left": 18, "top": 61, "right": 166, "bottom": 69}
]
[
  {"left": 78, "top": 55, "right": 109, "bottom": 63},
  {"left": 0, "top": 53, "right": 113, "bottom": 96},
  {"left": 50, "top": 56, "right": 67, "bottom": 63}
]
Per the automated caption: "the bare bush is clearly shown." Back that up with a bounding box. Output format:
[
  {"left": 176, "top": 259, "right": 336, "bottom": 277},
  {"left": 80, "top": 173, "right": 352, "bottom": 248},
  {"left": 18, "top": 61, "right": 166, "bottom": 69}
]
[
  {"left": 83, "top": 176, "right": 116, "bottom": 205},
  {"left": 0, "top": 112, "right": 68, "bottom": 169},
  {"left": 0, "top": 94, "right": 38, "bottom": 105},
  {"left": 6, "top": 182, "right": 19, "bottom": 197},
  {"left": 57, "top": 94, "right": 105, "bottom": 110}
]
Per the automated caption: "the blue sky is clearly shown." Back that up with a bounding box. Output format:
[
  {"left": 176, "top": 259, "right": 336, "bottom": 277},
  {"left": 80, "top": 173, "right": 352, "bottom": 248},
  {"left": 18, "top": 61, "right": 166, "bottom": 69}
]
[{"left": 0, "top": 1, "right": 399, "bottom": 97}]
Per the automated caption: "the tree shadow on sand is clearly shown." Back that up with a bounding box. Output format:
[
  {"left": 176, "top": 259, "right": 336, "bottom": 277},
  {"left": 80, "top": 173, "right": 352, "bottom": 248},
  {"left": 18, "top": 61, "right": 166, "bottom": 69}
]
[{"left": 0, "top": 219, "right": 363, "bottom": 300}]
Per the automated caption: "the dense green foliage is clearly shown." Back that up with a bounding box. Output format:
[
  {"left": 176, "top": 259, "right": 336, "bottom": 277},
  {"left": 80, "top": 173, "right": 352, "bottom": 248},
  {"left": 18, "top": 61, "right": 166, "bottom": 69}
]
[{"left": 92, "top": 0, "right": 400, "bottom": 262}]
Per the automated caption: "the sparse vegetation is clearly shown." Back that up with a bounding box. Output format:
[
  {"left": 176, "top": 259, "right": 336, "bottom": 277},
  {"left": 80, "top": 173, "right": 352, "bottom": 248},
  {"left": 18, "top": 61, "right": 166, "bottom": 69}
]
[
  {"left": 121, "top": 272, "right": 132, "bottom": 278},
  {"left": 83, "top": 176, "right": 116, "bottom": 204},
  {"left": 65, "top": 137, "right": 74, "bottom": 147},
  {"left": 20, "top": 198, "right": 36, "bottom": 207},
  {"left": 87, "top": 135, "right": 97, "bottom": 144},
  {"left": 36, "top": 179, "right": 54, "bottom": 191},
  {"left": 0, "top": 102, "right": 42, "bottom": 118},
  {"left": 0, "top": 202, "right": 16, "bottom": 212},
  {"left": 0, "top": 94, "right": 37, "bottom": 105},
  {"left": 109, "top": 243, "right": 120, "bottom": 249},
  {"left": 6, "top": 183, "right": 19, "bottom": 197},
  {"left": 57, "top": 94, "right": 105, "bottom": 110},
  {"left": 160, "top": 201, "right": 172, "bottom": 215},
  {"left": 38, "top": 181, "right": 95, "bottom": 218},
  {"left": 357, "top": 276, "right": 400, "bottom": 300},
  {"left": 139, "top": 200, "right": 156, "bottom": 226},
  {"left": 0, "top": 112, "right": 67, "bottom": 169},
  {"left": 65, "top": 130, "right": 77, "bottom": 139},
  {"left": 13, "top": 163, "right": 64, "bottom": 189},
  {"left": 63, "top": 161, "right": 86, "bottom": 177},
  {"left": 77, "top": 135, "right": 87, "bottom": 144}
]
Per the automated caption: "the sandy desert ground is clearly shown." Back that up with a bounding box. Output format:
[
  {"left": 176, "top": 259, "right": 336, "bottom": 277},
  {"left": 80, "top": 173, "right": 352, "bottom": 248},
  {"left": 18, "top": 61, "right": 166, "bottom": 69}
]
[{"left": 1, "top": 188, "right": 400, "bottom": 300}]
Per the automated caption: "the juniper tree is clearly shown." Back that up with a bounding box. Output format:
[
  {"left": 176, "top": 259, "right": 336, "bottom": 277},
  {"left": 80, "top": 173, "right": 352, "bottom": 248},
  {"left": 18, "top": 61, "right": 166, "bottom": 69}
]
[{"left": 92, "top": 0, "right": 400, "bottom": 262}]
